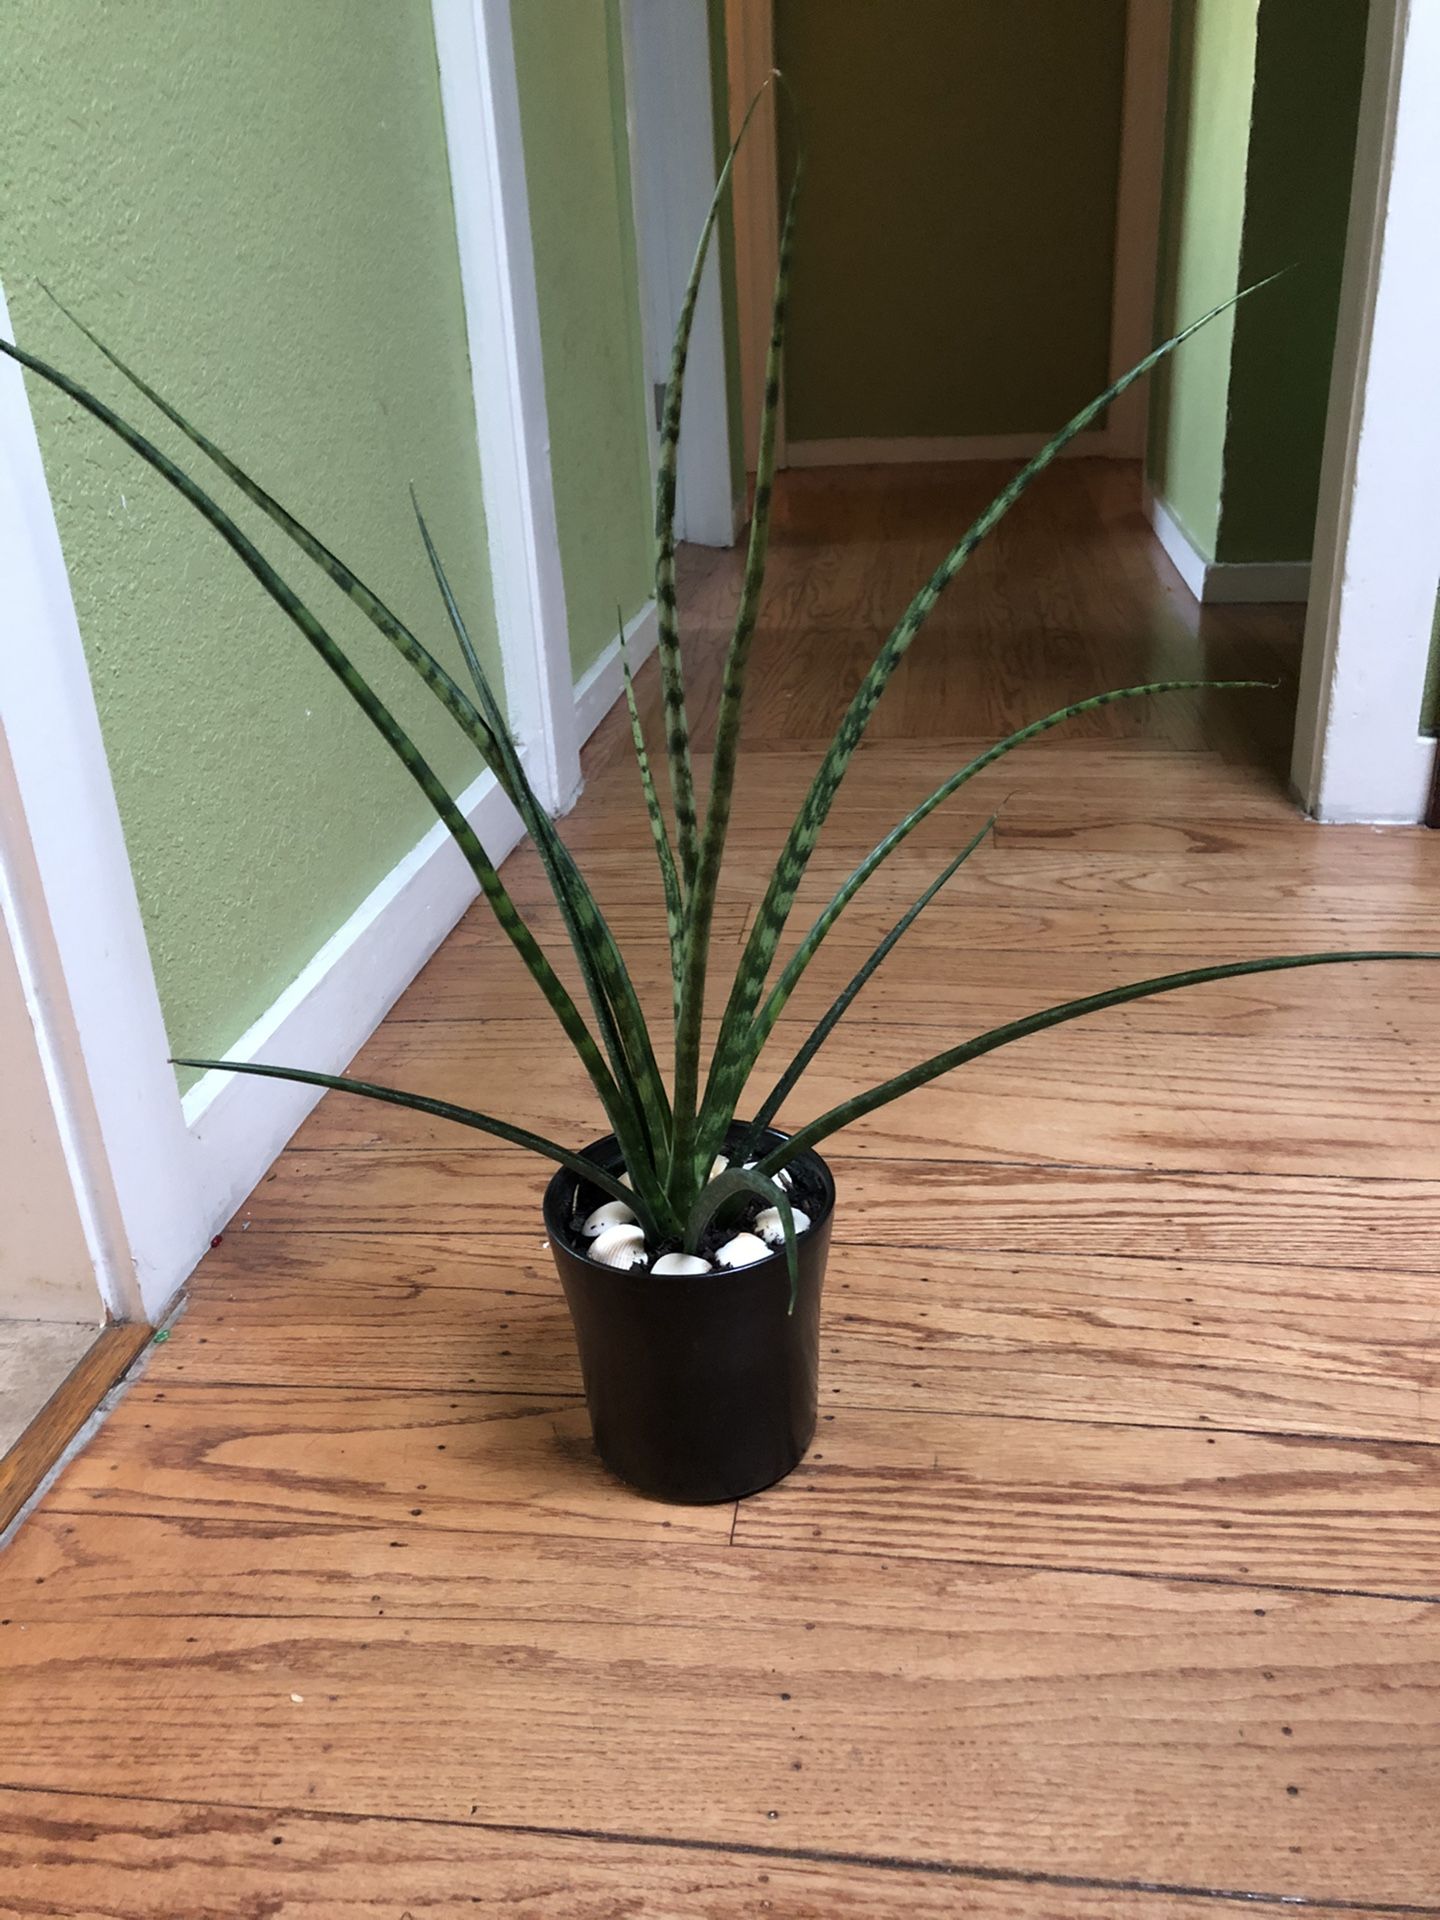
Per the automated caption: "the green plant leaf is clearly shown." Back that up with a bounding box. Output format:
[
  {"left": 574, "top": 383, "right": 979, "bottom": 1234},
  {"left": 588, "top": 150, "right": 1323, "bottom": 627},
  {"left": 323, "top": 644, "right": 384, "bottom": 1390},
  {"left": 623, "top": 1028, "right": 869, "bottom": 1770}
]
[
  {"left": 172, "top": 1057, "right": 646, "bottom": 1222},
  {"left": 410, "top": 497, "right": 675, "bottom": 1188},
  {"left": 738, "top": 810, "right": 999, "bottom": 1156},
  {"left": 703, "top": 282, "right": 1281, "bottom": 1156},
  {"left": 617, "top": 608, "right": 685, "bottom": 1019},
  {"left": 669, "top": 156, "right": 802, "bottom": 1197},
  {"left": 754, "top": 951, "right": 1440, "bottom": 1171},
  {"left": 682, "top": 1163, "right": 799, "bottom": 1310},
  {"left": 0, "top": 330, "right": 662, "bottom": 1196},
  {"left": 653, "top": 83, "right": 775, "bottom": 895}
]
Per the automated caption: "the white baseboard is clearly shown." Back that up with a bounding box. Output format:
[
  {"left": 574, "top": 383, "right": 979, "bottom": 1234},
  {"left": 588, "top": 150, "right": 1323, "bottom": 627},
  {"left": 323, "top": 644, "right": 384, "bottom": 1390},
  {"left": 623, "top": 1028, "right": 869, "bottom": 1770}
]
[
  {"left": 183, "top": 595, "right": 658, "bottom": 1238},
  {"left": 1145, "top": 488, "right": 1311, "bottom": 605},
  {"left": 1299, "top": 734, "right": 1436, "bottom": 825},
  {"left": 571, "top": 598, "right": 660, "bottom": 747},
  {"left": 182, "top": 765, "right": 525, "bottom": 1233},
  {"left": 785, "top": 430, "right": 1115, "bottom": 467}
]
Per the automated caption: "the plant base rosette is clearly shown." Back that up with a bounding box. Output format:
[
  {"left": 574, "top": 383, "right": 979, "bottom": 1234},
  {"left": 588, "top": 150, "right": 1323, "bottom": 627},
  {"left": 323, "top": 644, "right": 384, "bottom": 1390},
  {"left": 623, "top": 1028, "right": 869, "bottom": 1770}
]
[{"left": 546, "top": 1128, "right": 835, "bottom": 1503}]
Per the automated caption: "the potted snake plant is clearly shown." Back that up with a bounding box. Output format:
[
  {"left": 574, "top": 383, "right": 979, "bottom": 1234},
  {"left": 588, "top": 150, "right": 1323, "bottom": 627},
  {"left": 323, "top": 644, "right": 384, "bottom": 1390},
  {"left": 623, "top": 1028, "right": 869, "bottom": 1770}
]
[{"left": 6, "top": 121, "right": 1434, "bottom": 1505}]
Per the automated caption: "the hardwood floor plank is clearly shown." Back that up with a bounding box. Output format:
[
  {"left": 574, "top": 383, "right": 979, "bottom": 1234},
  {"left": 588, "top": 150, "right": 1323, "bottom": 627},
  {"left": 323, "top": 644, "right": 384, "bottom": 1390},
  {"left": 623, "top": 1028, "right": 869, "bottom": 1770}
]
[
  {"left": 405, "top": 935, "right": 1437, "bottom": 1038},
  {"left": 2, "top": 1569, "right": 1436, "bottom": 1905},
  {"left": 1, "top": 1788, "right": 1401, "bottom": 1920},
  {"left": 288, "top": 1017, "right": 1440, "bottom": 1183},
  {"left": 29, "top": 1384, "right": 727, "bottom": 1547},
  {"left": 25, "top": 1382, "right": 1440, "bottom": 1599},
  {"left": 233, "top": 1146, "right": 1440, "bottom": 1282},
  {"left": 10, "top": 461, "right": 1438, "bottom": 1910},
  {"left": 734, "top": 1405, "right": 1440, "bottom": 1596},
  {"left": 168, "top": 1235, "right": 1440, "bottom": 1446}
]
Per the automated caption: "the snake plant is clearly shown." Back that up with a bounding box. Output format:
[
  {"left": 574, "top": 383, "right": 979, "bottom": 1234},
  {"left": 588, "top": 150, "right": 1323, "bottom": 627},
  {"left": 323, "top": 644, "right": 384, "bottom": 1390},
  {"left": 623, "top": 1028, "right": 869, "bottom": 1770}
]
[{"left": 5, "top": 114, "right": 1434, "bottom": 1301}]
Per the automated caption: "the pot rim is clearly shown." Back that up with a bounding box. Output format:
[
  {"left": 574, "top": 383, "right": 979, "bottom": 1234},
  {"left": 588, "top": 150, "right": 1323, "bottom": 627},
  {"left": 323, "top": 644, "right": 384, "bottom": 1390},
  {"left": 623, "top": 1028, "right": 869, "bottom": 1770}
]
[{"left": 541, "top": 1123, "right": 837, "bottom": 1284}]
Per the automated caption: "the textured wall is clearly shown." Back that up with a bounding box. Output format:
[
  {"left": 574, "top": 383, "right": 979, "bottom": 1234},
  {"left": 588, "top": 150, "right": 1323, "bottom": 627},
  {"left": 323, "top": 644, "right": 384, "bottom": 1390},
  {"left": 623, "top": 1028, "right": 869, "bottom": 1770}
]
[
  {"left": 1148, "top": 0, "right": 1365, "bottom": 566},
  {"left": 1220, "top": 0, "right": 1367, "bottom": 563},
  {"left": 2, "top": 0, "right": 502, "bottom": 1088},
  {"left": 1148, "top": 0, "right": 1259, "bottom": 560},
  {"left": 512, "top": 0, "right": 656, "bottom": 675},
  {"left": 773, "top": 0, "right": 1128, "bottom": 441}
]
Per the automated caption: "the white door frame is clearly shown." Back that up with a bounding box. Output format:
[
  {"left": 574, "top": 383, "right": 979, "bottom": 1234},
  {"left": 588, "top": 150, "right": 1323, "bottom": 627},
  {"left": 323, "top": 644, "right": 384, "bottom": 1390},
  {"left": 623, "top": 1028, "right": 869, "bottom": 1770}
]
[
  {"left": 0, "top": 282, "right": 203, "bottom": 1326},
  {"left": 730, "top": 0, "right": 1170, "bottom": 468},
  {"left": 725, "top": 0, "right": 784, "bottom": 476},
  {"left": 620, "top": 0, "right": 740, "bottom": 547},
  {"left": 0, "top": 3, "right": 623, "bottom": 1330},
  {"left": 1290, "top": 0, "right": 1440, "bottom": 824},
  {"left": 432, "top": 0, "right": 583, "bottom": 816}
]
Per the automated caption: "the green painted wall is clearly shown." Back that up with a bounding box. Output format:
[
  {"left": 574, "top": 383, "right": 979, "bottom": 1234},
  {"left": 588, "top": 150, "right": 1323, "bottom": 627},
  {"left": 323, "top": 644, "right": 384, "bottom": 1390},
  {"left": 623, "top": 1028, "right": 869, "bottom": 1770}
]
[
  {"left": 1148, "top": 0, "right": 1366, "bottom": 566},
  {"left": 2, "top": 0, "right": 501, "bottom": 1088},
  {"left": 512, "top": 0, "right": 655, "bottom": 674},
  {"left": 773, "top": 0, "right": 1128, "bottom": 442},
  {"left": 1221, "top": 0, "right": 1367, "bottom": 562},
  {"left": 1148, "top": 0, "right": 1259, "bottom": 559}
]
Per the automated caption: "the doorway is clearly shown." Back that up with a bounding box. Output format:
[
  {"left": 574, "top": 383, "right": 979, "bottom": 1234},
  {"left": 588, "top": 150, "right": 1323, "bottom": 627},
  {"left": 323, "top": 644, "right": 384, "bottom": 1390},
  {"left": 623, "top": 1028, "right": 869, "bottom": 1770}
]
[{"left": 725, "top": 0, "right": 1166, "bottom": 469}]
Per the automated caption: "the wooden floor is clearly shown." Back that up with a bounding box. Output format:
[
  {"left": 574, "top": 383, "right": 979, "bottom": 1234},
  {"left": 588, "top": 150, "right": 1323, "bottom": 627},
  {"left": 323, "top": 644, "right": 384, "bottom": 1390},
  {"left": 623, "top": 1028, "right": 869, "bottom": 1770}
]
[{"left": 4, "top": 460, "right": 1440, "bottom": 1917}]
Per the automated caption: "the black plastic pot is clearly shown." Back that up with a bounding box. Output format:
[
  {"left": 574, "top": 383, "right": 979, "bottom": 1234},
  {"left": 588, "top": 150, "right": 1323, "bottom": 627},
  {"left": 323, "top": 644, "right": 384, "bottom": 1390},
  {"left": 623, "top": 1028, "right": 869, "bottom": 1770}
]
[{"left": 543, "top": 1126, "right": 836, "bottom": 1504}]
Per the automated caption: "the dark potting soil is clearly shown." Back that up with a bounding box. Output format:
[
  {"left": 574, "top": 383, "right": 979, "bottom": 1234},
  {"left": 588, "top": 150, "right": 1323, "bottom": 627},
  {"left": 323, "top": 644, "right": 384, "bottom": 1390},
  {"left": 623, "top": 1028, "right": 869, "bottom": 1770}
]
[{"left": 556, "top": 1150, "right": 828, "bottom": 1273}]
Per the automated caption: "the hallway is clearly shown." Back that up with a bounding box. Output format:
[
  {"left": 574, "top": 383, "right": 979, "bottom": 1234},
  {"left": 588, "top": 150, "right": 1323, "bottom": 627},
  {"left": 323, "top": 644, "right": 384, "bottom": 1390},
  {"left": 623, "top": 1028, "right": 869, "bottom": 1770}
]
[{"left": 3, "top": 460, "right": 1439, "bottom": 1914}]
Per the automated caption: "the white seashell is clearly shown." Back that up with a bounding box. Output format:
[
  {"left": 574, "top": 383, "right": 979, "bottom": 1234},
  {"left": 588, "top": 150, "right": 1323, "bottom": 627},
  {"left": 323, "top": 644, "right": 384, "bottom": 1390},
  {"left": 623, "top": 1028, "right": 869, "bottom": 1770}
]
[
  {"left": 744, "top": 1159, "right": 793, "bottom": 1192},
  {"left": 709, "top": 1154, "right": 730, "bottom": 1180},
  {"left": 753, "top": 1204, "right": 811, "bottom": 1248},
  {"left": 650, "top": 1251, "right": 712, "bottom": 1276},
  {"left": 582, "top": 1199, "right": 638, "bottom": 1238},
  {"left": 714, "top": 1231, "right": 771, "bottom": 1270},
  {"left": 590, "top": 1222, "right": 648, "bottom": 1269}
]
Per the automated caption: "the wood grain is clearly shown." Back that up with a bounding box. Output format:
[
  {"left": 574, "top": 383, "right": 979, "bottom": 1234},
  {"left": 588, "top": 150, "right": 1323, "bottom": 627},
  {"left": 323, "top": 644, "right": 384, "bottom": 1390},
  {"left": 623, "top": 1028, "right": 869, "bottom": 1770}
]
[
  {"left": 35, "top": 1382, "right": 727, "bottom": 1547},
  {"left": 29, "top": 1381, "right": 1440, "bottom": 1599},
  {"left": 0, "top": 1322, "right": 150, "bottom": 1536},
  {"left": 170, "top": 1234, "right": 1440, "bottom": 1444},
  {"left": 8, "top": 460, "right": 1440, "bottom": 1916},
  {"left": 234, "top": 1145, "right": 1440, "bottom": 1276},
  {"left": 0, "top": 1788, "right": 1404, "bottom": 1920},
  {"left": 2, "top": 1569, "right": 1437, "bottom": 1905},
  {"left": 293, "top": 1016, "right": 1440, "bottom": 1181}
]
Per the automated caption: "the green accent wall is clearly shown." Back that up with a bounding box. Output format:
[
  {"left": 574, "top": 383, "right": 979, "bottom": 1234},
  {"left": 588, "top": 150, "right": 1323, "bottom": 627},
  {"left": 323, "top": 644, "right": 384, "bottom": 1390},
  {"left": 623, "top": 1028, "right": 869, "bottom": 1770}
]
[
  {"left": 1222, "top": 0, "right": 1368, "bottom": 562},
  {"left": 512, "top": 0, "right": 655, "bottom": 674},
  {"left": 1, "top": 0, "right": 501, "bottom": 1088},
  {"left": 773, "top": 0, "right": 1128, "bottom": 442},
  {"left": 1148, "top": 0, "right": 1259, "bottom": 559},
  {"left": 1149, "top": 0, "right": 1366, "bottom": 566}
]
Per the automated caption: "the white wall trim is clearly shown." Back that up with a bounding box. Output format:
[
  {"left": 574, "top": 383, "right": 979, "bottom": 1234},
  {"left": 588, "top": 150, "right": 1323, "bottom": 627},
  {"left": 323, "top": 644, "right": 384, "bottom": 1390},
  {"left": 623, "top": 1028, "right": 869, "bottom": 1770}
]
[
  {"left": 183, "top": 598, "right": 657, "bottom": 1232},
  {"left": 572, "top": 600, "right": 660, "bottom": 748},
  {"left": 621, "top": 0, "right": 738, "bottom": 547},
  {"left": 1107, "top": 0, "right": 1174, "bottom": 458},
  {"left": 1290, "top": 0, "right": 1440, "bottom": 824},
  {"left": 0, "top": 282, "right": 203, "bottom": 1326},
  {"left": 182, "top": 765, "right": 525, "bottom": 1231},
  {"left": 433, "top": 0, "right": 583, "bottom": 815},
  {"left": 725, "top": 0, "right": 784, "bottom": 476},
  {"left": 1145, "top": 488, "right": 1310, "bottom": 605},
  {"left": 786, "top": 431, "right": 1114, "bottom": 470}
]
